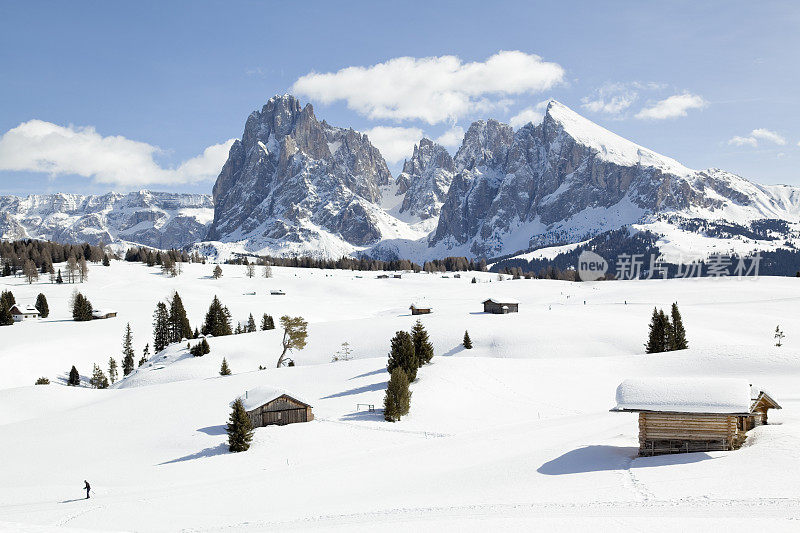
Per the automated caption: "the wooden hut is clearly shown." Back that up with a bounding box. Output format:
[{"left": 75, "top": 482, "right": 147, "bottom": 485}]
[
  {"left": 92, "top": 308, "right": 118, "bottom": 319},
  {"left": 236, "top": 386, "right": 314, "bottom": 427},
  {"left": 482, "top": 298, "right": 519, "bottom": 314},
  {"left": 410, "top": 301, "right": 432, "bottom": 315},
  {"left": 611, "top": 378, "right": 781, "bottom": 456}
]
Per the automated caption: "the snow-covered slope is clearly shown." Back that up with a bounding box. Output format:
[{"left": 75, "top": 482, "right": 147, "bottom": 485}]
[
  {"left": 2, "top": 261, "right": 800, "bottom": 530},
  {"left": 0, "top": 190, "right": 213, "bottom": 249}
]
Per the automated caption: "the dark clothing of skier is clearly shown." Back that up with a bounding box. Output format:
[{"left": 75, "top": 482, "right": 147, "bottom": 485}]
[{"left": 84, "top": 480, "right": 90, "bottom": 499}]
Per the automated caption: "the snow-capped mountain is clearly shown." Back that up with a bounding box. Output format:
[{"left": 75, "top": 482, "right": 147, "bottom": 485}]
[
  {"left": 0, "top": 191, "right": 213, "bottom": 249},
  {"left": 7, "top": 96, "right": 800, "bottom": 264},
  {"left": 203, "top": 95, "right": 426, "bottom": 258},
  {"left": 427, "top": 101, "right": 800, "bottom": 259}
]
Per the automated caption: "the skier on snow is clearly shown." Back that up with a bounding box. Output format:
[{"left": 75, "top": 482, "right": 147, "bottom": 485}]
[{"left": 84, "top": 480, "right": 91, "bottom": 499}]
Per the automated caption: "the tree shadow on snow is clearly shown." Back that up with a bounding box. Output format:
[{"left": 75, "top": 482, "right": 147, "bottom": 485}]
[
  {"left": 349, "top": 368, "right": 387, "bottom": 380},
  {"left": 322, "top": 382, "right": 386, "bottom": 399},
  {"left": 158, "top": 443, "right": 228, "bottom": 465},
  {"left": 340, "top": 409, "right": 385, "bottom": 422},
  {"left": 538, "top": 445, "right": 713, "bottom": 475},
  {"left": 196, "top": 424, "right": 227, "bottom": 436},
  {"left": 442, "top": 345, "right": 465, "bottom": 357}
]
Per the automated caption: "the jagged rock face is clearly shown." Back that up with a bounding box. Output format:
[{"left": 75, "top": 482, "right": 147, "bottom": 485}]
[
  {"left": 430, "top": 101, "right": 791, "bottom": 257},
  {"left": 206, "top": 95, "right": 392, "bottom": 248},
  {"left": 395, "top": 138, "right": 455, "bottom": 219},
  {"left": 0, "top": 191, "right": 213, "bottom": 249}
]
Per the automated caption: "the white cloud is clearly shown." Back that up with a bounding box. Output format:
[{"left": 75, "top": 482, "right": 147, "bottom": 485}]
[
  {"left": 581, "top": 83, "right": 639, "bottom": 115},
  {"left": 363, "top": 126, "right": 423, "bottom": 164},
  {"left": 435, "top": 126, "right": 465, "bottom": 149},
  {"left": 292, "top": 51, "right": 565, "bottom": 125},
  {"left": 509, "top": 107, "right": 544, "bottom": 128},
  {"left": 728, "top": 135, "right": 758, "bottom": 147},
  {"left": 727, "top": 128, "right": 787, "bottom": 148},
  {"left": 635, "top": 93, "right": 707, "bottom": 120},
  {"left": 0, "top": 119, "right": 235, "bottom": 187},
  {"left": 751, "top": 128, "right": 786, "bottom": 145}
]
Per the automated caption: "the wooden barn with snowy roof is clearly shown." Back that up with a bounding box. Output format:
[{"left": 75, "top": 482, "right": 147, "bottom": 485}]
[
  {"left": 611, "top": 377, "right": 780, "bottom": 456},
  {"left": 235, "top": 386, "right": 314, "bottom": 427}
]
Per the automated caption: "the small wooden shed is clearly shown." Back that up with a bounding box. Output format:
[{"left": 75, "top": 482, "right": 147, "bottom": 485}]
[
  {"left": 237, "top": 386, "right": 314, "bottom": 428},
  {"left": 611, "top": 378, "right": 781, "bottom": 456},
  {"left": 482, "top": 298, "right": 519, "bottom": 314},
  {"left": 410, "top": 301, "right": 432, "bottom": 315},
  {"left": 92, "top": 308, "right": 118, "bottom": 319}
]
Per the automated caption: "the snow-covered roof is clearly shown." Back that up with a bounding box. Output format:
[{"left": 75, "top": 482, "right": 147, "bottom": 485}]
[
  {"left": 611, "top": 378, "right": 758, "bottom": 414},
  {"left": 92, "top": 308, "right": 117, "bottom": 316},
  {"left": 483, "top": 298, "right": 520, "bottom": 305},
  {"left": 10, "top": 305, "right": 39, "bottom": 315},
  {"left": 234, "top": 386, "right": 311, "bottom": 412},
  {"left": 410, "top": 301, "right": 432, "bottom": 309}
]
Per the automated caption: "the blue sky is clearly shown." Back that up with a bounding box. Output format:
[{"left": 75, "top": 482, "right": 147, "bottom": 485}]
[{"left": 1, "top": 0, "right": 798, "bottom": 195}]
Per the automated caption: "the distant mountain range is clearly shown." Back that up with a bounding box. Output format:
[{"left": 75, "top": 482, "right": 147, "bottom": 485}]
[{"left": 4, "top": 95, "right": 800, "bottom": 266}]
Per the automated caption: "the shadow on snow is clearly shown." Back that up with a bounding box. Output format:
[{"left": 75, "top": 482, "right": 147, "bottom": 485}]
[
  {"left": 158, "top": 443, "right": 228, "bottom": 465},
  {"left": 321, "top": 382, "right": 386, "bottom": 399},
  {"left": 537, "top": 445, "right": 714, "bottom": 475},
  {"left": 196, "top": 424, "right": 227, "bottom": 436}
]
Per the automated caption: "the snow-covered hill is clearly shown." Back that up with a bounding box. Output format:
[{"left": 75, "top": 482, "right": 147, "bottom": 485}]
[
  {"left": 0, "top": 190, "right": 213, "bottom": 249},
  {"left": 2, "top": 261, "right": 800, "bottom": 530}
]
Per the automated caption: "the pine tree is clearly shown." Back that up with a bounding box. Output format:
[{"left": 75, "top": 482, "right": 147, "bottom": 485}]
[
  {"left": 645, "top": 307, "right": 666, "bottom": 354},
  {"left": 90, "top": 364, "right": 109, "bottom": 389},
  {"left": 201, "top": 338, "right": 210, "bottom": 354},
  {"left": 212, "top": 265, "right": 223, "bottom": 279},
  {"left": 220, "top": 357, "right": 232, "bottom": 376},
  {"left": 384, "top": 367, "right": 411, "bottom": 422},
  {"left": 108, "top": 357, "right": 118, "bottom": 384},
  {"left": 227, "top": 398, "right": 254, "bottom": 452},
  {"left": 35, "top": 293, "right": 49, "bottom": 318},
  {"left": 246, "top": 313, "right": 257, "bottom": 333},
  {"left": 387, "top": 330, "right": 417, "bottom": 382},
  {"left": 35, "top": 377, "right": 50, "bottom": 385},
  {"left": 411, "top": 320, "right": 434, "bottom": 365},
  {"left": 56, "top": 269, "right": 63, "bottom": 284},
  {"left": 102, "top": 254, "right": 110, "bottom": 266},
  {"left": 0, "top": 301, "right": 13, "bottom": 326},
  {"left": 153, "top": 302, "right": 170, "bottom": 352},
  {"left": 202, "top": 296, "right": 232, "bottom": 337},
  {"left": 670, "top": 302, "right": 688, "bottom": 350},
  {"left": 68, "top": 365, "right": 80, "bottom": 386},
  {"left": 1, "top": 289, "right": 15, "bottom": 309},
  {"left": 261, "top": 313, "right": 275, "bottom": 330},
  {"left": 121, "top": 323, "right": 135, "bottom": 376},
  {"left": 72, "top": 293, "right": 93, "bottom": 321},
  {"left": 463, "top": 330, "right": 473, "bottom": 349},
  {"left": 139, "top": 343, "right": 150, "bottom": 367},
  {"left": 234, "top": 323, "right": 243, "bottom": 334},
  {"left": 168, "top": 292, "right": 193, "bottom": 343}
]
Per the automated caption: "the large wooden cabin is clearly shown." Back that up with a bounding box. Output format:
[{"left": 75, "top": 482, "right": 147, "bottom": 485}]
[
  {"left": 237, "top": 387, "right": 314, "bottom": 428},
  {"left": 611, "top": 378, "right": 780, "bottom": 456}
]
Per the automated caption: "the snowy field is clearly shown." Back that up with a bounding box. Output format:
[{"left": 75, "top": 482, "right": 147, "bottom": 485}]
[{"left": 1, "top": 262, "right": 800, "bottom": 531}]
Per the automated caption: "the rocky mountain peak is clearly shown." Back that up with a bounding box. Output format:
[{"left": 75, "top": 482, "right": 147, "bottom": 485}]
[
  {"left": 395, "top": 138, "right": 455, "bottom": 220},
  {"left": 206, "top": 94, "right": 395, "bottom": 252}
]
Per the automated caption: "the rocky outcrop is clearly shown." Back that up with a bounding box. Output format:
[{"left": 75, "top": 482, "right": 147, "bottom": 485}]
[
  {"left": 206, "top": 95, "right": 393, "bottom": 251},
  {"left": 395, "top": 138, "right": 455, "bottom": 220}
]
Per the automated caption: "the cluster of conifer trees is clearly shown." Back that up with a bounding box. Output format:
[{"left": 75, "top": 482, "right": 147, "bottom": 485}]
[
  {"left": 645, "top": 303, "right": 688, "bottom": 353},
  {"left": 384, "top": 320, "right": 435, "bottom": 422}
]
